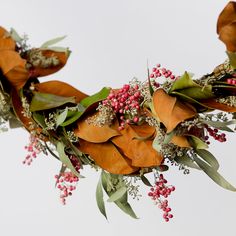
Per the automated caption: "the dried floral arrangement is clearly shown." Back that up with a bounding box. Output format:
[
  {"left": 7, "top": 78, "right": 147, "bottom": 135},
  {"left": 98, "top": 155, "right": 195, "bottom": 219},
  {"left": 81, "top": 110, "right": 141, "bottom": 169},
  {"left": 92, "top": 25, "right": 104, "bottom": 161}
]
[{"left": 0, "top": 2, "right": 236, "bottom": 222}]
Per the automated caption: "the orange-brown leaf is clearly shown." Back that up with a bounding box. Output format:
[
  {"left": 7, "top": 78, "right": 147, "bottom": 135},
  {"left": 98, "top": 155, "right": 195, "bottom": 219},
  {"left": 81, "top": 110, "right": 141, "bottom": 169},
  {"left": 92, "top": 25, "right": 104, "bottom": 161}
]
[
  {"left": 219, "top": 21, "right": 236, "bottom": 52},
  {"left": 26, "top": 49, "right": 69, "bottom": 77},
  {"left": 0, "top": 50, "right": 29, "bottom": 89},
  {"left": 153, "top": 89, "right": 196, "bottom": 133},
  {"left": 202, "top": 99, "right": 236, "bottom": 112},
  {"left": 77, "top": 139, "right": 138, "bottom": 174},
  {"left": 74, "top": 117, "right": 120, "bottom": 143},
  {"left": 217, "top": 1, "right": 236, "bottom": 34},
  {"left": 0, "top": 27, "right": 15, "bottom": 51},
  {"left": 111, "top": 124, "right": 163, "bottom": 168},
  {"left": 35, "top": 81, "right": 88, "bottom": 103}
]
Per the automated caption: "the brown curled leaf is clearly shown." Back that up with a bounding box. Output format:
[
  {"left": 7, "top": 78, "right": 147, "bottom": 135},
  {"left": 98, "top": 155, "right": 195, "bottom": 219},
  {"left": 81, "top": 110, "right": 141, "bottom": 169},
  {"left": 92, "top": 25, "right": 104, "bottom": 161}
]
[
  {"left": 77, "top": 139, "right": 138, "bottom": 174},
  {"left": 74, "top": 116, "right": 120, "bottom": 143},
  {"left": 0, "top": 50, "right": 29, "bottom": 89},
  {"left": 111, "top": 124, "right": 163, "bottom": 168},
  {"left": 217, "top": 1, "right": 236, "bottom": 34},
  {"left": 0, "top": 27, "right": 15, "bottom": 51},
  {"left": 202, "top": 98, "right": 236, "bottom": 112},
  {"left": 219, "top": 21, "right": 236, "bottom": 52},
  {"left": 35, "top": 80, "right": 88, "bottom": 103},
  {"left": 25, "top": 49, "right": 69, "bottom": 77},
  {"left": 153, "top": 89, "right": 196, "bottom": 133},
  {"left": 171, "top": 135, "right": 190, "bottom": 148}
]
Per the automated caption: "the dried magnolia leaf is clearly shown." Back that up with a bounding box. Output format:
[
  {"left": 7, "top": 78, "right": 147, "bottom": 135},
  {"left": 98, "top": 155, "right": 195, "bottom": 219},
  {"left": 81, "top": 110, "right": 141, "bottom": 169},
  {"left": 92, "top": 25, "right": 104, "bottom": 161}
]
[
  {"left": 35, "top": 80, "right": 88, "bottom": 103},
  {"left": 0, "top": 50, "right": 29, "bottom": 89},
  {"left": 77, "top": 140, "right": 138, "bottom": 174},
  {"left": 153, "top": 89, "right": 196, "bottom": 132},
  {"left": 217, "top": 1, "right": 236, "bottom": 34},
  {"left": 111, "top": 124, "right": 163, "bottom": 168},
  {"left": 0, "top": 26, "right": 15, "bottom": 51}
]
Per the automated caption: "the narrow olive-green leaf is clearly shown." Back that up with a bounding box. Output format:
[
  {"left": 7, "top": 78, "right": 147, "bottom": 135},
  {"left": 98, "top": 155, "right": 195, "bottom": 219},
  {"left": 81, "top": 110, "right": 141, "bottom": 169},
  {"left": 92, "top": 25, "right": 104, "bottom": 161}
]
[
  {"left": 40, "top": 36, "right": 66, "bottom": 48},
  {"left": 175, "top": 154, "right": 201, "bottom": 170},
  {"left": 187, "top": 135, "right": 208, "bottom": 149},
  {"left": 30, "top": 92, "right": 76, "bottom": 112},
  {"left": 226, "top": 51, "right": 236, "bottom": 69},
  {"left": 147, "top": 67, "right": 154, "bottom": 96},
  {"left": 10, "top": 28, "right": 23, "bottom": 43},
  {"left": 195, "top": 149, "right": 219, "bottom": 170},
  {"left": 60, "top": 87, "right": 110, "bottom": 126},
  {"left": 201, "top": 119, "right": 235, "bottom": 132},
  {"left": 101, "top": 171, "right": 138, "bottom": 219},
  {"left": 96, "top": 177, "right": 107, "bottom": 219},
  {"left": 107, "top": 186, "right": 127, "bottom": 202},
  {"left": 56, "top": 108, "right": 68, "bottom": 127},
  {"left": 80, "top": 87, "right": 110, "bottom": 107},
  {"left": 56, "top": 142, "right": 80, "bottom": 177},
  {"left": 152, "top": 134, "right": 162, "bottom": 152},
  {"left": 163, "top": 130, "right": 176, "bottom": 144},
  {"left": 193, "top": 155, "right": 236, "bottom": 191},
  {"left": 141, "top": 175, "right": 153, "bottom": 187},
  {"left": 32, "top": 112, "right": 47, "bottom": 128},
  {"left": 9, "top": 117, "right": 22, "bottom": 128}
]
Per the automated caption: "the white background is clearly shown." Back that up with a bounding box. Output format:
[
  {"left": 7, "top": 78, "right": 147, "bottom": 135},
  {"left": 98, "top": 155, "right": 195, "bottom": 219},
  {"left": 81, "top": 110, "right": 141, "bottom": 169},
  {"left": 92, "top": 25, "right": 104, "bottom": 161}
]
[{"left": 0, "top": 0, "right": 235, "bottom": 235}]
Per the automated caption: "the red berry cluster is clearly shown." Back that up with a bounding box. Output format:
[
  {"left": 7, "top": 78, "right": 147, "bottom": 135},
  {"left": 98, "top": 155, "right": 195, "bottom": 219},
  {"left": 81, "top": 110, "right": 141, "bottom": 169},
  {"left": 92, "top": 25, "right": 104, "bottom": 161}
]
[
  {"left": 150, "top": 64, "right": 176, "bottom": 80},
  {"left": 204, "top": 125, "right": 226, "bottom": 144},
  {"left": 23, "top": 134, "right": 42, "bottom": 165},
  {"left": 103, "top": 84, "right": 143, "bottom": 130},
  {"left": 55, "top": 171, "right": 79, "bottom": 205},
  {"left": 55, "top": 155, "right": 81, "bottom": 205},
  {"left": 148, "top": 174, "right": 175, "bottom": 222},
  {"left": 227, "top": 78, "right": 236, "bottom": 85}
]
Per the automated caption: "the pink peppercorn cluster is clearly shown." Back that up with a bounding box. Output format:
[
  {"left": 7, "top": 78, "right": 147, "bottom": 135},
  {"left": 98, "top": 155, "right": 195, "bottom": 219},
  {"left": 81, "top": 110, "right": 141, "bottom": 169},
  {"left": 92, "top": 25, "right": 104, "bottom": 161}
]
[
  {"left": 23, "top": 134, "right": 43, "bottom": 165},
  {"left": 148, "top": 174, "right": 175, "bottom": 222},
  {"left": 204, "top": 125, "right": 226, "bottom": 144},
  {"left": 227, "top": 78, "right": 236, "bottom": 85},
  {"left": 149, "top": 64, "right": 176, "bottom": 80},
  {"left": 55, "top": 155, "right": 80, "bottom": 205},
  {"left": 103, "top": 84, "right": 143, "bottom": 130}
]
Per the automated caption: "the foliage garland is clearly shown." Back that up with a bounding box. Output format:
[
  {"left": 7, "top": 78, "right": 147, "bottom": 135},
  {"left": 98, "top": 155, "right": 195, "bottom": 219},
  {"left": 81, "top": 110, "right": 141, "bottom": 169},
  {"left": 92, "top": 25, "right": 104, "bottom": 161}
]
[{"left": 0, "top": 1, "right": 236, "bottom": 222}]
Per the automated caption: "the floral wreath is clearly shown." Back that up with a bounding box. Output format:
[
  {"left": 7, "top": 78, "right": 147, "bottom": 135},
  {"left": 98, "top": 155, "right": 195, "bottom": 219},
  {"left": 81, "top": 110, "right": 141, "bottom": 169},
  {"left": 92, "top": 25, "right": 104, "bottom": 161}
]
[{"left": 0, "top": 2, "right": 236, "bottom": 222}]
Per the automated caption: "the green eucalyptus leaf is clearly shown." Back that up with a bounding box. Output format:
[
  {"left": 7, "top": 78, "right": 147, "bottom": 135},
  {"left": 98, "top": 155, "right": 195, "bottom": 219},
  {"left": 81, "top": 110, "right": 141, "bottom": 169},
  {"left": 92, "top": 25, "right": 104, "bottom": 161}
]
[
  {"left": 195, "top": 149, "right": 219, "bottom": 170},
  {"left": 187, "top": 135, "right": 208, "bottom": 149},
  {"left": 163, "top": 130, "right": 176, "bottom": 144},
  {"left": 40, "top": 36, "right": 66, "bottom": 48},
  {"left": 201, "top": 119, "right": 235, "bottom": 132},
  {"left": 192, "top": 154, "right": 236, "bottom": 191},
  {"left": 156, "top": 165, "right": 169, "bottom": 172},
  {"left": 101, "top": 171, "right": 138, "bottom": 219},
  {"left": 10, "top": 28, "right": 23, "bottom": 43},
  {"left": 96, "top": 177, "right": 107, "bottom": 219},
  {"left": 175, "top": 154, "right": 201, "bottom": 170},
  {"left": 32, "top": 112, "right": 47, "bottom": 128},
  {"left": 60, "top": 87, "right": 110, "bottom": 126},
  {"left": 9, "top": 117, "right": 22, "bottom": 128},
  {"left": 80, "top": 87, "right": 110, "bottom": 107},
  {"left": 56, "top": 108, "right": 68, "bottom": 127},
  {"left": 141, "top": 175, "right": 153, "bottom": 187},
  {"left": 107, "top": 186, "right": 127, "bottom": 202},
  {"left": 152, "top": 134, "right": 162, "bottom": 152},
  {"left": 56, "top": 142, "right": 80, "bottom": 177},
  {"left": 30, "top": 92, "right": 76, "bottom": 112}
]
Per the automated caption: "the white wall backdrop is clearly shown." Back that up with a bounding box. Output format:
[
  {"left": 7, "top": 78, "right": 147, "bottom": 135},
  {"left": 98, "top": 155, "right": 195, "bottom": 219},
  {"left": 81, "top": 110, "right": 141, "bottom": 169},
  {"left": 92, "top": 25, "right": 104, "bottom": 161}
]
[{"left": 0, "top": 0, "right": 235, "bottom": 235}]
